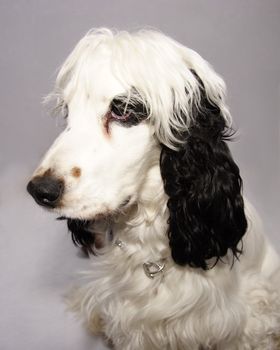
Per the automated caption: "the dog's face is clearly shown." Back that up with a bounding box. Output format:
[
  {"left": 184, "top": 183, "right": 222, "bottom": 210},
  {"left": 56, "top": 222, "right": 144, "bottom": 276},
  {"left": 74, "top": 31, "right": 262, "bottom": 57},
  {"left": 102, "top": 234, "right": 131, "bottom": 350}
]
[
  {"left": 28, "top": 45, "right": 157, "bottom": 219},
  {"left": 27, "top": 29, "right": 247, "bottom": 269}
]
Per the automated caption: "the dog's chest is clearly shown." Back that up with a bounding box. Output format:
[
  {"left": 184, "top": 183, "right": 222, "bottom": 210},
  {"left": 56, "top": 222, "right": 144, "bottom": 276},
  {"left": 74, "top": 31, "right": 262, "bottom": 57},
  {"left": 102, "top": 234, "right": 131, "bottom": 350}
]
[{"left": 80, "top": 227, "right": 245, "bottom": 350}]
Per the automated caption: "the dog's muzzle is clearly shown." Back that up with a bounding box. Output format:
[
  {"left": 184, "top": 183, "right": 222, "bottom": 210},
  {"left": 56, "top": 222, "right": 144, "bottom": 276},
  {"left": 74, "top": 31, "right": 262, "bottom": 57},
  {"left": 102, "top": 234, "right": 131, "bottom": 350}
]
[{"left": 27, "top": 175, "right": 64, "bottom": 208}]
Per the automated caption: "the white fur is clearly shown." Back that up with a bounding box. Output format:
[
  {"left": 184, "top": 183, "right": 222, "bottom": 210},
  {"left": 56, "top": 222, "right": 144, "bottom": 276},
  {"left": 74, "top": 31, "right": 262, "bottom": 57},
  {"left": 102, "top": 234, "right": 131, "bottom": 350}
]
[{"left": 33, "top": 29, "right": 280, "bottom": 349}]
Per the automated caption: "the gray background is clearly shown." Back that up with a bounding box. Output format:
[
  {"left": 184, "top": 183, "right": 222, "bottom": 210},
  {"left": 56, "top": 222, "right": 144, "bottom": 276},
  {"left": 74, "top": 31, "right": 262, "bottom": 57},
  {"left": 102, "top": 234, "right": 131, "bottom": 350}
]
[{"left": 0, "top": 1, "right": 279, "bottom": 349}]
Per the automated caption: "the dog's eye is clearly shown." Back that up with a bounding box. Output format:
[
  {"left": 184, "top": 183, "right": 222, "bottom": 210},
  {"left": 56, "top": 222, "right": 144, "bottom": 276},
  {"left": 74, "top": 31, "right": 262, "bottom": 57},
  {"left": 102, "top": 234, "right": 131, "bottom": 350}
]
[
  {"left": 107, "top": 96, "right": 149, "bottom": 130},
  {"left": 110, "top": 103, "right": 131, "bottom": 121}
]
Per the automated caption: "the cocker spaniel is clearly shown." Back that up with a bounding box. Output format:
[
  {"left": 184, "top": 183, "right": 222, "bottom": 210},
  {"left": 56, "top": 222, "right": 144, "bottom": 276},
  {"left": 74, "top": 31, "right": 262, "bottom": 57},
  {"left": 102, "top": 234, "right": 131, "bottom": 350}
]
[{"left": 27, "top": 29, "right": 280, "bottom": 349}]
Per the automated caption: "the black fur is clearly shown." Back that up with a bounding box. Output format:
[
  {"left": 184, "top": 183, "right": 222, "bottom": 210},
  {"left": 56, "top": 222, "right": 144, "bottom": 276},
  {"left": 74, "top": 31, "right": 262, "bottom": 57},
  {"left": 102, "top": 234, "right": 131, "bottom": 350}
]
[
  {"left": 160, "top": 72, "right": 247, "bottom": 270},
  {"left": 67, "top": 219, "right": 95, "bottom": 254}
]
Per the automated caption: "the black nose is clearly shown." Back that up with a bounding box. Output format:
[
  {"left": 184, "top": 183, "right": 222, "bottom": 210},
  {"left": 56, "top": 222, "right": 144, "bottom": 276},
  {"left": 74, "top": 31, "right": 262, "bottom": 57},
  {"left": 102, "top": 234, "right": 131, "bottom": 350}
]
[{"left": 27, "top": 175, "right": 64, "bottom": 208}]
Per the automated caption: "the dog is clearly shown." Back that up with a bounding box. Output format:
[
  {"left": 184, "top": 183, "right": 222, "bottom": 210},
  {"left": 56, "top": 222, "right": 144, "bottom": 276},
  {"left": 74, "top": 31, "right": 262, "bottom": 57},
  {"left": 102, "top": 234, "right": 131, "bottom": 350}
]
[{"left": 27, "top": 28, "right": 280, "bottom": 349}]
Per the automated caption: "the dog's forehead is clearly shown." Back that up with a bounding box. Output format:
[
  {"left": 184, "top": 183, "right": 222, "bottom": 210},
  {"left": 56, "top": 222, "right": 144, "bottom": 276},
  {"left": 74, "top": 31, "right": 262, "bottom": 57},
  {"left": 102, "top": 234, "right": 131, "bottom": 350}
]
[{"left": 77, "top": 44, "right": 127, "bottom": 102}]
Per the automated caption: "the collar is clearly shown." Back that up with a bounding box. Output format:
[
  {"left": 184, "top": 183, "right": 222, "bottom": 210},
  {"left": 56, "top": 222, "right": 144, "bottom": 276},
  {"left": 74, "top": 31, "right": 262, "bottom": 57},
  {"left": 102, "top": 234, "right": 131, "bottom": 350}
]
[{"left": 114, "top": 239, "right": 167, "bottom": 279}]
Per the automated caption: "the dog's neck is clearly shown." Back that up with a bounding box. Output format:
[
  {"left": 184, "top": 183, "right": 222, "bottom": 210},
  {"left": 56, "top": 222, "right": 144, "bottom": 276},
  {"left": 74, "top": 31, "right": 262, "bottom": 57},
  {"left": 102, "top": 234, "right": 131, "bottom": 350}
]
[
  {"left": 93, "top": 164, "right": 170, "bottom": 278},
  {"left": 115, "top": 163, "right": 168, "bottom": 240}
]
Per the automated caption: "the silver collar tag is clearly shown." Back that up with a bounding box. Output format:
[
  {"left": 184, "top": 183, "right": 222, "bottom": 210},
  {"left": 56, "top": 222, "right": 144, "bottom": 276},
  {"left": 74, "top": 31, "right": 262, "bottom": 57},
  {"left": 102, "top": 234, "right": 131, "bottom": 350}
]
[
  {"left": 143, "top": 260, "right": 166, "bottom": 279},
  {"left": 114, "top": 239, "right": 166, "bottom": 279}
]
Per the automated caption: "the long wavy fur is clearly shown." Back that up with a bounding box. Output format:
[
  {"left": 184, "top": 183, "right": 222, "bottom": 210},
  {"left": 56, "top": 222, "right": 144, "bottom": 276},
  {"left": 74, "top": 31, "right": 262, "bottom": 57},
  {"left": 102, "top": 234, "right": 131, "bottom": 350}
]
[
  {"left": 160, "top": 71, "right": 248, "bottom": 270},
  {"left": 27, "top": 29, "right": 280, "bottom": 348}
]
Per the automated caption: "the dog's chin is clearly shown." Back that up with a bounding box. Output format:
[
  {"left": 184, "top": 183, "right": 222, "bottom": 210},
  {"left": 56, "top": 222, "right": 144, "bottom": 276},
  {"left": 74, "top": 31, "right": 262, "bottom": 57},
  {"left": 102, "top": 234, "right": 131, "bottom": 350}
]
[
  {"left": 55, "top": 196, "right": 133, "bottom": 222},
  {"left": 55, "top": 208, "right": 113, "bottom": 222}
]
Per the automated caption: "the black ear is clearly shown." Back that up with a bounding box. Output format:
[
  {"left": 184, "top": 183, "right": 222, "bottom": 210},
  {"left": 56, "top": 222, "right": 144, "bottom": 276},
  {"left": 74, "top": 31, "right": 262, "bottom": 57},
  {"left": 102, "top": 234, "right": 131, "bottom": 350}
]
[
  {"left": 67, "top": 219, "right": 96, "bottom": 254},
  {"left": 160, "top": 72, "right": 247, "bottom": 270}
]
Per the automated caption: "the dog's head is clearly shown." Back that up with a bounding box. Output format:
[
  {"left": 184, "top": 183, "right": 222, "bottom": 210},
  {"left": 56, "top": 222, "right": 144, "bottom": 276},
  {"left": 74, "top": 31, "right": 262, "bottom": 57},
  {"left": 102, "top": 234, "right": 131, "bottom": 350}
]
[{"left": 27, "top": 29, "right": 247, "bottom": 269}]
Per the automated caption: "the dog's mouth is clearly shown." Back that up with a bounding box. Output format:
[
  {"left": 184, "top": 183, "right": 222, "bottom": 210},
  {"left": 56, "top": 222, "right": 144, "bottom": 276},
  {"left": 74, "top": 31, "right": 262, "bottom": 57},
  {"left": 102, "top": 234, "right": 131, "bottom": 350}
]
[
  {"left": 55, "top": 195, "right": 133, "bottom": 221},
  {"left": 57, "top": 196, "right": 132, "bottom": 254}
]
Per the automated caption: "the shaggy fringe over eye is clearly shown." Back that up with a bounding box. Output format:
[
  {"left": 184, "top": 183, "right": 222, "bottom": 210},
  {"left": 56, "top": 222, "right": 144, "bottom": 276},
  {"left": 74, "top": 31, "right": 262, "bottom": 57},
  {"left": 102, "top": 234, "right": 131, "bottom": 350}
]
[
  {"left": 45, "top": 28, "right": 231, "bottom": 149},
  {"left": 160, "top": 71, "right": 247, "bottom": 270}
]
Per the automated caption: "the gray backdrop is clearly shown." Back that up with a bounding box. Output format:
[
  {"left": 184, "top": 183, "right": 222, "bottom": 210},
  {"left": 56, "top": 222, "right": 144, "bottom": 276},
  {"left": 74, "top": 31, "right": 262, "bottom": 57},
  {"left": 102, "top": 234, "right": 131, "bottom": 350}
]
[{"left": 0, "top": 1, "right": 279, "bottom": 349}]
